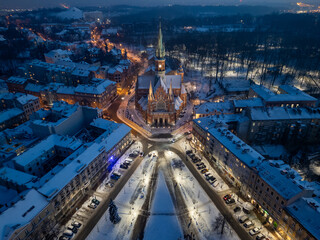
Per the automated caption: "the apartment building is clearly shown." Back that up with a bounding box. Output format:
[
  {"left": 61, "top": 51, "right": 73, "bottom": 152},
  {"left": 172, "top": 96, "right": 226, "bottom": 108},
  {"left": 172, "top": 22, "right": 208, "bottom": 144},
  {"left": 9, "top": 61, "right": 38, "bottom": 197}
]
[{"left": 192, "top": 116, "right": 319, "bottom": 240}]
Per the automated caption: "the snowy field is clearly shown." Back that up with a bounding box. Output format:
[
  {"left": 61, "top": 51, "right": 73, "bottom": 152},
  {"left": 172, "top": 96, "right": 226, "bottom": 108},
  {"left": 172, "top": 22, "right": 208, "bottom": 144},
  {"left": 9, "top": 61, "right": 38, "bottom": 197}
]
[
  {"left": 86, "top": 151, "right": 158, "bottom": 240},
  {"left": 144, "top": 170, "right": 183, "bottom": 240},
  {"left": 166, "top": 150, "right": 240, "bottom": 240}
]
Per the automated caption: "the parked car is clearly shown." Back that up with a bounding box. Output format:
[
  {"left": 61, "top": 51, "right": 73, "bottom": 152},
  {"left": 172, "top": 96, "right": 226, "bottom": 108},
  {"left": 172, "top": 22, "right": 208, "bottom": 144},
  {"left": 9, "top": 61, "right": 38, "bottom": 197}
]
[
  {"left": 92, "top": 198, "right": 100, "bottom": 205},
  {"left": 63, "top": 230, "right": 73, "bottom": 238},
  {"left": 125, "top": 158, "right": 133, "bottom": 163},
  {"left": 233, "top": 206, "right": 241, "bottom": 213},
  {"left": 129, "top": 153, "right": 138, "bottom": 158},
  {"left": 201, "top": 169, "right": 208, "bottom": 174},
  {"left": 244, "top": 221, "right": 254, "bottom": 228},
  {"left": 120, "top": 164, "right": 128, "bottom": 169},
  {"left": 106, "top": 182, "right": 114, "bottom": 188},
  {"left": 208, "top": 178, "right": 216, "bottom": 185},
  {"left": 88, "top": 203, "right": 97, "bottom": 209},
  {"left": 256, "top": 233, "right": 265, "bottom": 240},
  {"left": 249, "top": 227, "right": 260, "bottom": 236},
  {"left": 196, "top": 162, "right": 204, "bottom": 167},
  {"left": 59, "top": 236, "right": 69, "bottom": 240},
  {"left": 239, "top": 215, "right": 249, "bottom": 223},
  {"left": 170, "top": 138, "right": 176, "bottom": 143},
  {"left": 67, "top": 225, "right": 78, "bottom": 233},
  {"left": 71, "top": 221, "right": 82, "bottom": 228},
  {"left": 192, "top": 158, "right": 201, "bottom": 163},
  {"left": 223, "top": 194, "right": 232, "bottom": 201},
  {"left": 186, "top": 150, "right": 192, "bottom": 154},
  {"left": 111, "top": 172, "right": 121, "bottom": 180},
  {"left": 207, "top": 176, "right": 216, "bottom": 181},
  {"left": 226, "top": 198, "right": 235, "bottom": 204},
  {"left": 197, "top": 165, "right": 206, "bottom": 170},
  {"left": 124, "top": 160, "right": 132, "bottom": 165}
]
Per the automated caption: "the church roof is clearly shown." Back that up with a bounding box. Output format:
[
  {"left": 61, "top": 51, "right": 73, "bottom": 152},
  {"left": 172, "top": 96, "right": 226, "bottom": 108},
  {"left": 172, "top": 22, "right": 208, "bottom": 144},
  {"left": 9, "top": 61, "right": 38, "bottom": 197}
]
[
  {"left": 138, "top": 97, "right": 148, "bottom": 110},
  {"left": 137, "top": 75, "right": 182, "bottom": 91},
  {"left": 174, "top": 96, "right": 183, "bottom": 110}
]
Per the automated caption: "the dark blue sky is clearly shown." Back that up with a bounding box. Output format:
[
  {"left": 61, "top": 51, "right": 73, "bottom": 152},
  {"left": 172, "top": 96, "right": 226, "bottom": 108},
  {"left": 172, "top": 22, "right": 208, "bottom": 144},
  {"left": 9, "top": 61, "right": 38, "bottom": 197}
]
[{"left": 0, "top": 0, "right": 318, "bottom": 9}]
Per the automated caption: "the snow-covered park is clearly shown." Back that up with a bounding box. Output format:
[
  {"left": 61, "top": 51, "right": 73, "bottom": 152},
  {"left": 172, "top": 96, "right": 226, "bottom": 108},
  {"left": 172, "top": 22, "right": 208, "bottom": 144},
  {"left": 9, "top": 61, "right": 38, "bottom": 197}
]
[{"left": 144, "top": 170, "right": 183, "bottom": 240}]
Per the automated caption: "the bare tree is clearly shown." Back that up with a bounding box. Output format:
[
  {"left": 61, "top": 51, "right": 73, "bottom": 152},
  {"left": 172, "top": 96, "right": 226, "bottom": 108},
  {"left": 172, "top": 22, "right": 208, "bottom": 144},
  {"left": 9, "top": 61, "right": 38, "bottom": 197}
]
[{"left": 212, "top": 214, "right": 233, "bottom": 236}]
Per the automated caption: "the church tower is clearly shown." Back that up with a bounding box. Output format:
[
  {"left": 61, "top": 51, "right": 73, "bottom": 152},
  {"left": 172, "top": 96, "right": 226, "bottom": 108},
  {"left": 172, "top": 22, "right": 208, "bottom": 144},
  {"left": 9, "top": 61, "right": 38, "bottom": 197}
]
[{"left": 155, "top": 22, "right": 165, "bottom": 76}]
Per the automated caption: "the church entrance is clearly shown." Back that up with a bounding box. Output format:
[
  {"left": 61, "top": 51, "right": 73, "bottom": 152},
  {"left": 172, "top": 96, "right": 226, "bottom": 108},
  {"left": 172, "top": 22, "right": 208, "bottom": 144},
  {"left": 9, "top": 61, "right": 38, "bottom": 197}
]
[
  {"left": 159, "top": 118, "right": 163, "bottom": 127},
  {"left": 165, "top": 119, "right": 168, "bottom": 126},
  {"left": 154, "top": 119, "right": 158, "bottom": 127}
]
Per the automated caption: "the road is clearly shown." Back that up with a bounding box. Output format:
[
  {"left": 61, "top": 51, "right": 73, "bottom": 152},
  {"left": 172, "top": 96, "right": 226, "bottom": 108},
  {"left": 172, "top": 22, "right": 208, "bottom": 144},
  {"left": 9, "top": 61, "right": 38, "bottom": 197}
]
[
  {"left": 168, "top": 145, "right": 252, "bottom": 240},
  {"left": 74, "top": 154, "right": 144, "bottom": 240}
]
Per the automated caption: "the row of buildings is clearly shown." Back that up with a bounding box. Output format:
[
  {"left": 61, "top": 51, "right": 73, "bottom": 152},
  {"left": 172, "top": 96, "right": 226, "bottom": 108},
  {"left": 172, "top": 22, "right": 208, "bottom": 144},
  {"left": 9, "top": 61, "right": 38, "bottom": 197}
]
[
  {"left": 19, "top": 56, "right": 132, "bottom": 89},
  {"left": 194, "top": 84, "right": 320, "bottom": 147},
  {"left": 193, "top": 116, "right": 320, "bottom": 240},
  {"left": 0, "top": 91, "right": 41, "bottom": 131},
  {"left": 5, "top": 76, "right": 117, "bottom": 109},
  {"left": 192, "top": 84, "right": 320, "bottom": 240},
  {"left": 0, "top": 101, "right": 132, "bottom": 240}
]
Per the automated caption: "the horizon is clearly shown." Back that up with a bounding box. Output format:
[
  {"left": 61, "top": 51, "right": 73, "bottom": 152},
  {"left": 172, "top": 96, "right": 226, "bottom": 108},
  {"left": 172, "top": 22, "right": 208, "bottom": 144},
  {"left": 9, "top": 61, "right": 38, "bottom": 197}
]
[{"left": 1, "top": 0, "right": 318, "bottom": 10}]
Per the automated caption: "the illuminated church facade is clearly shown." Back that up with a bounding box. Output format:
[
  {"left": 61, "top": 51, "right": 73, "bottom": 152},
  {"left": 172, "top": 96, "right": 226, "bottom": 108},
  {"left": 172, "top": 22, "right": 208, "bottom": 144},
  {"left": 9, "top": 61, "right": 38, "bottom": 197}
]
[{"left": 135, "top": 24, "right": 187, "bottom": 127}]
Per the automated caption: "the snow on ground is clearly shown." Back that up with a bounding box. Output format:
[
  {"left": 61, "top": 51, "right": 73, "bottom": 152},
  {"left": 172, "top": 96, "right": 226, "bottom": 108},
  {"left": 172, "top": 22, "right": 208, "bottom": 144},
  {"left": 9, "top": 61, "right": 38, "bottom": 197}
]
[
  {"left": 86, "top": 151, "right": 158, "bottom": 240},
  {"left": 144, "top": 170, "right": 183, "bottom": 240},
  {"left": 166, "top": 150, "right": 239, "bottom": 240}
]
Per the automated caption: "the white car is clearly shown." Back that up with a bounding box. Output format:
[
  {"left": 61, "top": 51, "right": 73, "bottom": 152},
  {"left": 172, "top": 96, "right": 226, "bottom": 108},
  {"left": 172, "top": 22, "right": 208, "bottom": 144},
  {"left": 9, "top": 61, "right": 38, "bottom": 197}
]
[
  {"left": 170, "top": 138, "right": 176, "bottom": 143},
  {"left": 256, "top": 233, "right": 265, "bottom": 240},
  {"left": 63, "top": 230, "right": 73, "bottom": 238},
  {"left": 249, "top": 227, "right": 260, "bottom": 236},
  {"left": 244, "top": 221, "right": 254, "bottom": 228},
  {"left": 88, "top": 203, "right": 97, "bottom": 209}
]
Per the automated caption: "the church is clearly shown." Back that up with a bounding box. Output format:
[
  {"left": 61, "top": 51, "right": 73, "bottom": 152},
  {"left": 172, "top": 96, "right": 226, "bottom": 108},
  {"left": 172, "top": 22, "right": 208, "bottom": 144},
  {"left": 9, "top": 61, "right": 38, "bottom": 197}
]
[{"left": 135, "top": 23, "right": 187, "bottom": 127}]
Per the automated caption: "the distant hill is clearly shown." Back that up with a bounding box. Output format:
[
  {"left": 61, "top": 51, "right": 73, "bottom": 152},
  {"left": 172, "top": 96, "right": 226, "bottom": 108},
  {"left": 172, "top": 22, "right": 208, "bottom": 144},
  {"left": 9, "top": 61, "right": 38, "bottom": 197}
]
[{"left": 111, "top": 5, "right": 278, "bottom": 23}]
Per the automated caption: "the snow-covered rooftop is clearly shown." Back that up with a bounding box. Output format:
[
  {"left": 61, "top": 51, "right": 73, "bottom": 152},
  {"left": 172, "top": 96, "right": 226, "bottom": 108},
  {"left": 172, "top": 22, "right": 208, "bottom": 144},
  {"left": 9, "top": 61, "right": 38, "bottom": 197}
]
[
  {"left": 233, "top": 98, "right": 263, "bottom": 108},
  {"left": 0, "top": 167, "right": 37, "bottom": 186},
  {"left": 221, "top": 78, "right": 251, "bottom": 93},
  {"left": 251, "top": 84, "right": 317, "bottom": 103},
  {"left": 195, "top": 118, "right": 264, "bottom": 168},
  {"left": 14, "top": 135, "right": 82, "bottom": 167},
  {"left": 137, "top": 74, "right": 182, "bottom": 90},
  {"left": 6, "top": 76, "right": 28, "bottom": 85},
  {"left": 38, "top": 142, "right": 102, "bottom": 199},
  {"left": 0, "top": 108, "right": 23, "bottom": 124},
  {"left": 0, "top": 189, "right": 48, "bottom": 240},
  {"left": 195, "top": 101, "right": 233, "bottom": 114},
  {"left": 90, "top": 118, "right": 120, "bottom": 132},
  {"left": 249, "top": 107, "right": 320, "bottom": 121},
  {"left": 256, "top": 161, "right": 303, "bottom": 200},
  {"left": 38, "top": 123, "right": 131, "bottom": 200},
  {"left": 285, "top": 198, "right": 320, "bottom": 239},
  {"left": 75, "top": 79, "right": 115, "bottom": 95},
  {"left": 16, "top": 94, "right": 38, "bottom": 105}
]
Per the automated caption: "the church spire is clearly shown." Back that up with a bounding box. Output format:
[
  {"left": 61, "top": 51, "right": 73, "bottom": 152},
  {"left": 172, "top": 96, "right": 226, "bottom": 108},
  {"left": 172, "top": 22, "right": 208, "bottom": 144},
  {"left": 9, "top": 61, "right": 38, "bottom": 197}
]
[
  {"left": 156, "top": 21, "right": 165, "bottom": 59},
  {"left": 169, "top": 80, "right": 174, "bottom": 100},
  {"left": 148, "top": 80, "right": 154, "bottom": 101}
]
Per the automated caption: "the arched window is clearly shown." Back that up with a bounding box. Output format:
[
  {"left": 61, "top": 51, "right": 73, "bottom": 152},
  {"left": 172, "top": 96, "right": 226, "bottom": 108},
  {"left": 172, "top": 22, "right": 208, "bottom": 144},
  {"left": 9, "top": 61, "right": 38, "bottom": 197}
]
[{"left": 156, "top": 100, "right": 166, "bottom": 111}]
